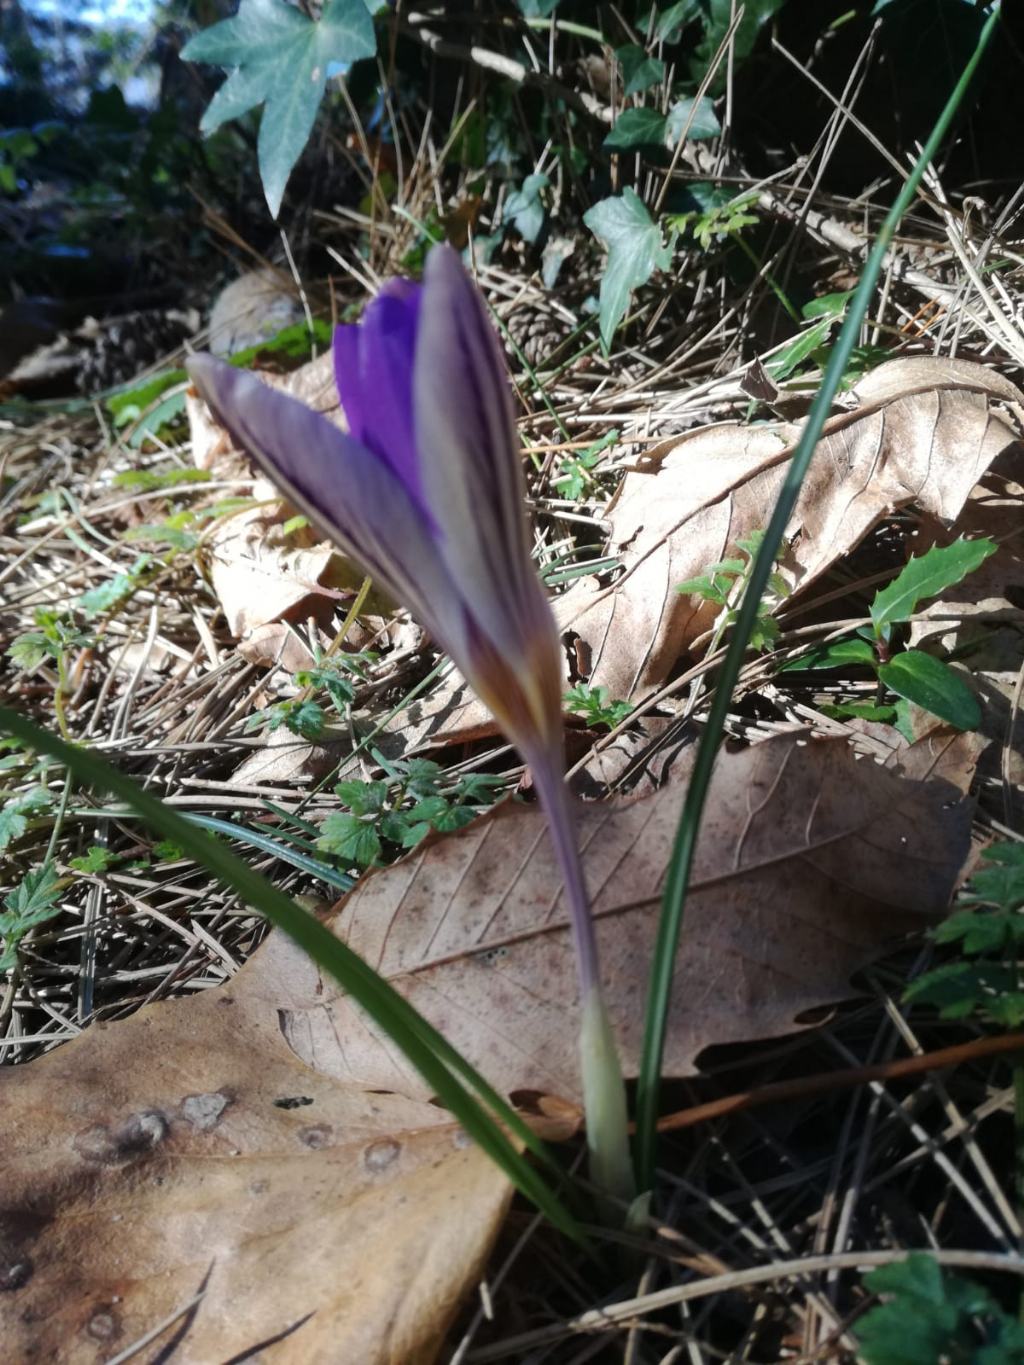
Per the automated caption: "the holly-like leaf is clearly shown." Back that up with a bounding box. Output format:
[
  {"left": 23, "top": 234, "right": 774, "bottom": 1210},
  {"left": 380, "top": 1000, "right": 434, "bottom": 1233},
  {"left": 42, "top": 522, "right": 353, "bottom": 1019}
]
[
  {"left": 870, "top": 536, "right": 998, "bottom": 639},
  {"left": 583, "top": 189, "right": 674, "bottom": 351},
  {"left": 182, "top": 0, "right": 377, "bottom": 218},
  {"left": 878, "top": 650, "right": 981, "bottom": 731}
]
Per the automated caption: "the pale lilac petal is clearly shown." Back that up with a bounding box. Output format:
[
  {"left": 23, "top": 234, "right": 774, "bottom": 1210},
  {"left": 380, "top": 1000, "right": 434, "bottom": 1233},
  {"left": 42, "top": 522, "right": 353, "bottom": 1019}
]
[
  {"left": 187, "top": 354, "right": 466, "bottom": 656},
  {"left": 412, "top": 246, "right": 553, "bottom": 670}
]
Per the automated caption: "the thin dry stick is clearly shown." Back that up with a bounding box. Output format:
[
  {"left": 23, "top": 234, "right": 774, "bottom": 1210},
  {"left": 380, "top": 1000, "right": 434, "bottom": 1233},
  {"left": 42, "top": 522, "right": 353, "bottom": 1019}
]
[{"left": 654, "top": 1032, "right": 1024, "bottom": 1133}]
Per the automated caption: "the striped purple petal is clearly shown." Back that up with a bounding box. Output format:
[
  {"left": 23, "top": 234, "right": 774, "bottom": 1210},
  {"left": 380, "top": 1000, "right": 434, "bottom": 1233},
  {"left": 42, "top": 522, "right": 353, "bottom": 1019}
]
[
  {"left": 412, "top": 246, "right": 555, "bottom": 683},
  {"left": 333, "top": 279, "right": 427, "bottom": 517},
  {"left": 186, "top": 354, "right": 466, "bottom": 657}
]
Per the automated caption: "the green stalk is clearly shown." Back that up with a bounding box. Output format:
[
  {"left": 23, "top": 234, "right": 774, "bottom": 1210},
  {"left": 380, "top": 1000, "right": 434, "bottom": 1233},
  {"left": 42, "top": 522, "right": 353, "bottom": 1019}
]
[
  {"left": 633, "top": 3, "right": 1003, "bottom": 1194},
  {"left": 0, "top": 707, "right": 586, "bottom": 1246}
]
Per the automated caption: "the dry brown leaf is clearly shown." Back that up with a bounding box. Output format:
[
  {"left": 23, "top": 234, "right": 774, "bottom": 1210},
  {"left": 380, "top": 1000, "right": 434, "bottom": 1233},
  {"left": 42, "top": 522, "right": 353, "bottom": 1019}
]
[
  {"left": 558, "top": 358, "right": 1024, "bottom": 700},
  {"left": 264, "top": 729, "right": 974, "bottom": 1104},
  {"left": 908, "top": 440, "right": 1024, "bottom": 799},
  {"left": 0, "top": 935, "right": 513, "bottom": 1364}
]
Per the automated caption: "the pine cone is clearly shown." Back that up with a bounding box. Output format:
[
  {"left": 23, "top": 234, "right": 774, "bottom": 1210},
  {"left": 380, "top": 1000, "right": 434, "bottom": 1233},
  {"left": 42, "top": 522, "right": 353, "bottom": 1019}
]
[
  {"left": 75, "top": 308, "right": 199, "bottom": 393},
  {"left": 502, "top": 304, "right": 573, "bottom": 370}
]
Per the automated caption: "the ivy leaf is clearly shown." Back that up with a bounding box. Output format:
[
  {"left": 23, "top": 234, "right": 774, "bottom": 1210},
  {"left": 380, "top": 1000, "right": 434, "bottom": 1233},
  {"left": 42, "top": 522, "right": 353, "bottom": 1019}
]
[
  {"left": 615, "top": 44, "right": 665, "bottom": 96},
  {"left": 603, "top": 108, "right": 667, "bottom": 150},
  {"left": 583, "top": 188, "right": 673, "bottom": 352},
  {"left": 503, "top": 173, "right": 549, "bottom": 244},
  {"left": 870, "top": 536, "right": 998, "bottom": 639},
  {"left": 877, "top": 650, "right": 981, "bottom": 731},
  {"left": 664, "top": 95, "right": 721, "bottom": 143},
  {"left": 182, "top": 0, "right": 376, "bottom": 218}
]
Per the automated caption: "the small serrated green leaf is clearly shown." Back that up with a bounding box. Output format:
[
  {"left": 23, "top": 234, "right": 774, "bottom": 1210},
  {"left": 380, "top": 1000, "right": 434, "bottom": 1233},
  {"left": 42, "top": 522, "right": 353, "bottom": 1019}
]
[
  {"left": 70, "top": 845, "right": 117, "bottom": 874},
  {"left": 584, "top": 189, "right": 673, "bottom": 351},
  {"left": 317, "top": 812, "right": 380, "bottom": 866},
  {"left": 870, "top": 536, "right": 998, "bottom": 638},
  {"left": 0, "top": 787, "right": 51, "bottom": 852},
  {"left": 1, "top": 862, "right": 62, "bottom": 930},
  {"left": 6, "top": 633, "right": 52, "bottom": 671},
  {"left": 334, "top": 779, "right": 388, "bottom": 816},
  {"left": 878, "top": 650, "right": 981, "bottom": 731}
]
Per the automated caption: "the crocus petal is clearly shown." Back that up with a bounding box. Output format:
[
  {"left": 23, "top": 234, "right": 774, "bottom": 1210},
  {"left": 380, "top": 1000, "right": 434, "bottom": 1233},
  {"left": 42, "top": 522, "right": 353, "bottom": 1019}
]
[
  {"left": 411, "top": 249, "right": 554, "bottom": 674},
  {"left": 186, "top": 354, "right": 468, "bottom": 658},
  {"left": 333, "top": 280, "right": 426, "bottom": 513}
]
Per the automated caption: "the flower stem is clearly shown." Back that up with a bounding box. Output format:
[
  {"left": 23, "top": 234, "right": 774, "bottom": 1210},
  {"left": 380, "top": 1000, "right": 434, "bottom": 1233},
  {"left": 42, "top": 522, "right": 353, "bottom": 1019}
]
[{"left": 528, "top": 751, "right": 634, "bottom": 1207}]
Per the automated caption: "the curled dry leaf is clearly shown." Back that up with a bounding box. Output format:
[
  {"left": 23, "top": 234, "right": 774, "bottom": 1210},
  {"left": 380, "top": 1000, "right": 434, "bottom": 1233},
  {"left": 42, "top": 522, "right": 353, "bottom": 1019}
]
[
  {"left": 558, "top": 357, "right": 1024, "bottom": 700},
  {"left": 0, "top": 934, "right": 516, "bottom": 1364},
  {"left": 268, "top": 729, "right": 975, "bottom": 1103}
]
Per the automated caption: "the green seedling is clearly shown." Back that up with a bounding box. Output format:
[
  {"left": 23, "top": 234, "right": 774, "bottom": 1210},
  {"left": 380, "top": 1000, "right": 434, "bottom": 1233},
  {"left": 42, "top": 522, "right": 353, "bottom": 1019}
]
[
  {"left": 565, "top": 683, "right": 634, "bottom": 730},
  {"left": 785, "top": 536, "right": 998, "bottom": 732},
  {"left": 678, "top": 529, "right": 789, "bottom": 653},
  {"left": 0, "top": 863, "right": 64, "bottom": 972},
  {"left": 318, "top": 759, "right": 509, "bottom": 870},
  {"left": 857, "top": 1253, "right": 1024, "bottom": 1365}
]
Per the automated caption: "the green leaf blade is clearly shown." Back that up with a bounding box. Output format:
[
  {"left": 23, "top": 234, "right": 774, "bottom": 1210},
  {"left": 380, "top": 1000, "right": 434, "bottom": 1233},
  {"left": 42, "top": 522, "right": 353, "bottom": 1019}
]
[
  {"left": 878, "top": 650, "right": 981, "bottom": 731},
  {"left": 870, "top": 536, "right": 998, "bottom": 637},
  {"left": 583, "top": 188, "right": 672, "bottom": 351}
]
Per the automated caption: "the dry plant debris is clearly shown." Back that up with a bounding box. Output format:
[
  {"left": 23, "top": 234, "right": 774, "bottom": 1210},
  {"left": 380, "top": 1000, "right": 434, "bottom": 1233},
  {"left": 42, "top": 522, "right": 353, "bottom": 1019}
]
[
  {"left": 3, "top": 6, "right": 1024, "bottom": 1358},
  {"left": 0, "top": 728, "right": 976, "bottom": 1358}
]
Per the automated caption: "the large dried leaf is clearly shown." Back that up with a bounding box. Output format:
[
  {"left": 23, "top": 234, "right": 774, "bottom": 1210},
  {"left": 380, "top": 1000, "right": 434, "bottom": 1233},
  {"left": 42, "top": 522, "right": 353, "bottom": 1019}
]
[
  {"left": 0, "top": 942, "right": 514, "bottom": 1364},
  {"left": 559, "top": 358, "right": 1024, "bottom": 699},
  {"left": 267, "top": 730, "right": 974, "bottom": 1103}
]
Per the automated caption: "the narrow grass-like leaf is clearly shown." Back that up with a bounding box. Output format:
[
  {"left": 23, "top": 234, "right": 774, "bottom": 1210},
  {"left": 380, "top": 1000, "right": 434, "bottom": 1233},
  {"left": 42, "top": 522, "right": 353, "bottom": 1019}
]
[
  {"left": 634, "top": 5, "right": 1003, "bottom": 1194},
  {"left": 870, "top": 536, "right": 998, "bottom": 638},
  {"left": 0, "top": 707, "right": 584, "bottom": 1244},
  {"left": 878, "top": 650, "right": 981, "bottom": 731}
]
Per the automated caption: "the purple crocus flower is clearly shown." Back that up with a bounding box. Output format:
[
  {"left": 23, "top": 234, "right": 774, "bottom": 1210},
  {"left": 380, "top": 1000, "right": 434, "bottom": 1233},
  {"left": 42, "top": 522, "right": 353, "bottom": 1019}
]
[{"left": 187, "top": 244, "right": 632, "bottom": 1200}]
